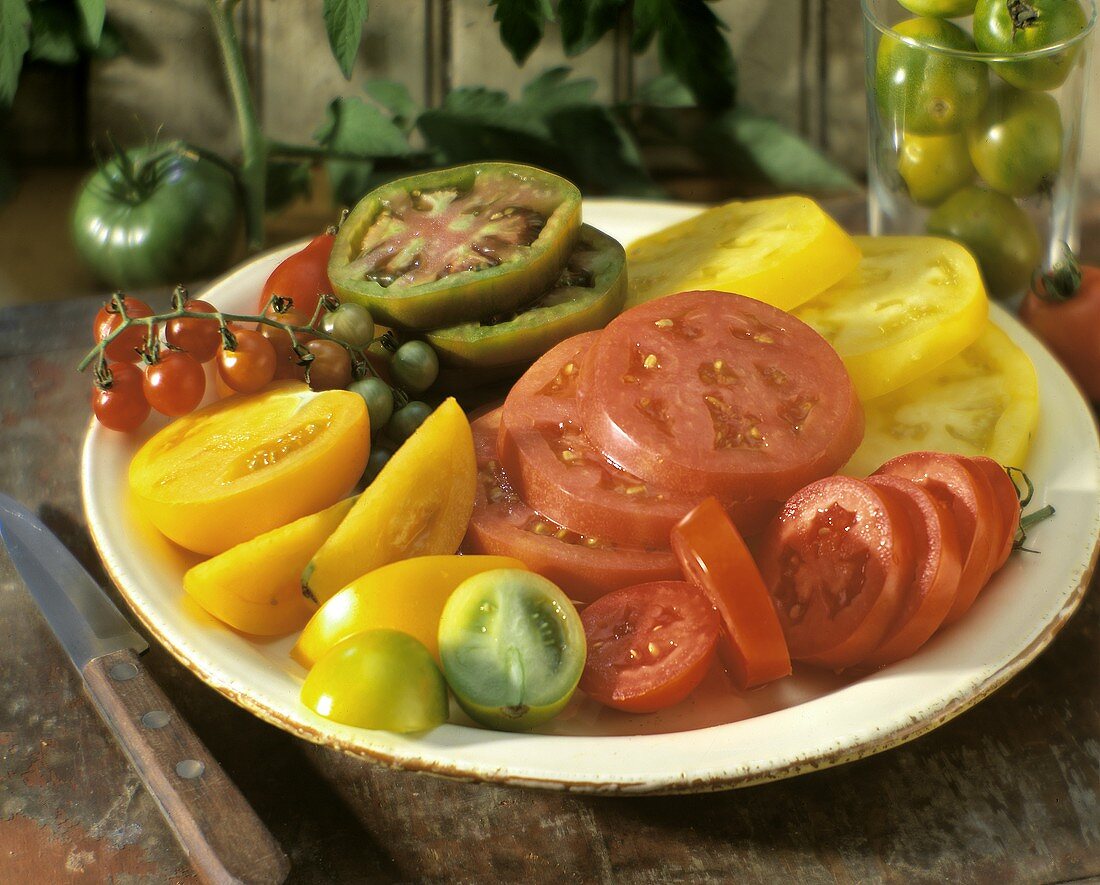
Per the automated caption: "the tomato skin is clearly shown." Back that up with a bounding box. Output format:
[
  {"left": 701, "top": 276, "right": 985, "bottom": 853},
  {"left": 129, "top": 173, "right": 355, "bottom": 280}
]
[
  {"left": 92, "top": 362, "right": 150, "bottom": 432},
  {"left": 670, "top": 498, "right": 791, "bottom": 688},
  {"left": 968, "top": 455, "right": 1021, "bottom": 571},
  {"left": 579, "top": 581, "right": 720, "bottom": 713},
  {"left": 304, "top": 339, "right": 352, "bottom": 391},
  {"left": 260, "top": 308, "right": 313, "bottom": 381},
  {"left": 1020, "top": 265, "right": 1100, "bottom": 402},
  {"left": 165, "top": 299, "right": 221, "bottom": 363},
  {"left": 217, "top": 330, "right": 278, "bottom": 393},
  {"left": 967, "top": 85, "right": 1062, "bottom": 198},
  {"left": 973, "top": 0, "right": 1089, "bottom": 90},
  {"left": 259, "top": 232, "right": 335, "bottom": 319},
  {"left": 143, "top": 352, "right": 206, "bottom": 417},
  {"left": 898, "top": 133, "right": 975, "bottom": 206},
  {"left": 94, "top": 297, "right": 154, "bottom": 363}
]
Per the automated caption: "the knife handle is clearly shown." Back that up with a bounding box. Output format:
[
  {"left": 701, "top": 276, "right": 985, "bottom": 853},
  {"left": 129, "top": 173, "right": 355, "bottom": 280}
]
[{"left": 83, "top": 648, "right": 290, "bottom": 885}]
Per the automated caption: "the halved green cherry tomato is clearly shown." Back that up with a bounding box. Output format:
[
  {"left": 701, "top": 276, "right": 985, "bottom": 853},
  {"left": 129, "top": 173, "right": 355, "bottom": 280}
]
[
  {"left": 329, "top": 163, "right": 582, "bottom": 330},
  {"left": 437, "top": 569, "right": 586, "bottom": 731},
  {"left": 973, "top": 0, "right": 1090, "bottom": 90},
  {"left": 898, "top": 0, "right": 976, "bottom": 16},
  {"left": 301, "top": 630, "right": 448, "bottom": 733},
  {"left": 425, "top": 225, "right": 626, "bottom": 371},
  {"left": 967, "top": 85, "right": 1062, "bottom": 197},
  {"left": 579, "top": 581, "right": 720, "bottom": 713},
  {"left": 897, "top": 133, "right": 975, "bottom": 205},
  {"left": 670, "top": 497, "right": 791, "bottom": 689}
]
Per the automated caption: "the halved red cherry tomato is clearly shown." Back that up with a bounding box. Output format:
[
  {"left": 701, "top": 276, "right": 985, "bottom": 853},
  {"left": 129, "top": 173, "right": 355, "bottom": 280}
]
[
  {"left": 217, "top": 329, "right": 277, "bottom": 393},
  {"left": 968, "top": 456, "right": 1020, "bottom": 573},
  {"left": 756, "top": 476, "right": 915, "bottom": 671},
  {"left": 143, "top": 352, "right": 206, "bottom": 417},
  {"left": 670, "top": 497, "right": 791, "bottom": 688},
  {"left": 579, "top": 581, "right": 720, "bottom": 713},
  {"left": 862, "top": 475, "right": 962, "bottom": 668},
  {"left": 94, "top": 296, "right": 154, "bottom": 363},
  {"left": 259, "top": 231, "right": 335, "bottom": 318},
  {"left": 92, "top": 362, "right": 150, "bottom": 432}
]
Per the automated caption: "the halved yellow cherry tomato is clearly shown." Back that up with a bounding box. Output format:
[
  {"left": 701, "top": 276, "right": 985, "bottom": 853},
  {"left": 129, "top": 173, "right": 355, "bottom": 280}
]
[
  {"left": 843, "top": 322, "right": 1039, "bottom": 477},
  {"left": 795, "top": 236, "right": 988, "bottom": 401}
]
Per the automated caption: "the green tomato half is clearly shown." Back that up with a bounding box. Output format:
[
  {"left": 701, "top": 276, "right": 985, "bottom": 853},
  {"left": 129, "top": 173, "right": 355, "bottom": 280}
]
[
  {"left": 967, "top": 84, "right": 1063, "bottom": 197},
  {"left": 973, "top": 0, "right": 1090, "bottom": 91}
]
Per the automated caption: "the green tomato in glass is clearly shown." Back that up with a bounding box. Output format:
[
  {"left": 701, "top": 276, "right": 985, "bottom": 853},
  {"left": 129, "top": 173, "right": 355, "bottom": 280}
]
[
  {"left": 973, "top": 0, "right": 1089, "bottom": 91},
  {"left": 320, "top": 302, "right": 376, "bottom": 348},
  {"left": 898, "top": 0, "right": 977, "bottom": 17},
  {"left": 967, "top": 84, "right": 1062, "bottom": 197},
  {"left": 348, "top": 376, "right": 394, "bottom": 433},
  {"left": 875, "top": 18, "right": 990, "bottom": 135},
  {"left": 898, "top": 132, "right": 976, "bottom": 205},
  {"left": 391, "top": 341, "right": 440, "bottom": 393},
  {"left": 926, "top": 186, "right": 1041, "bottom": 298},
  {"left": 438, "top": 569, "right": 586, "bottom": 731},
  {"left": 385, "top": 401, "right": 433, "bottom": 442},
  {"left": 300, "top": 630, "right": 449, "bottom": 733},
  {"left": 72, "top": 141, "right": 240, "bottom": 289}
]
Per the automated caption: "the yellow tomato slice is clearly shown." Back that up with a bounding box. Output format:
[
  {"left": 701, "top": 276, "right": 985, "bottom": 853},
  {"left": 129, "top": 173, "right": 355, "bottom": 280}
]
[
  {"left": 843, "top": 322, "right": 1039, "bottom": 477},
  {"left": 129, "top": 382, "right": 369, "bottom": 555},
  {"left": 795, "top": 236, "right": 989, "bottom": 401},
  {"left": 625, "top": 195, "right": 860, "bottom": 312}
]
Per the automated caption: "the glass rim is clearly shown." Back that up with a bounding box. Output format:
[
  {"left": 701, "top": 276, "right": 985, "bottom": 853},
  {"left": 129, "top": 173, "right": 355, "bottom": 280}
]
[{"left": 861, "top": 0, "right": 1097, "bottom": 61}]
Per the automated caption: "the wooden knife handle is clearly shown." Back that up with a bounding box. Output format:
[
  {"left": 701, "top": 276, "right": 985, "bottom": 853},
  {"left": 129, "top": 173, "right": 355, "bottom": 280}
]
[{"left": 83, "top": 648, "right": 290, "bottom": 885}]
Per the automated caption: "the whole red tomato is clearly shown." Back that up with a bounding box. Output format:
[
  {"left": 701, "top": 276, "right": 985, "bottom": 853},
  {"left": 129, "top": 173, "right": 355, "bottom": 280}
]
[
  {"left": 258, "top": 229, "right": 335, "bottom": 319},
  {"left": 1020, "top": 255, "right": 1100, "bottom": 402}
]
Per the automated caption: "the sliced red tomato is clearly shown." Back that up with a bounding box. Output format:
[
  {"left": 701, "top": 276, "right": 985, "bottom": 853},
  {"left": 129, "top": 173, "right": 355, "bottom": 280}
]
[
  {"left": 968, "top": 456, "right": 1020, "bottom": 573},
  {"left": 862, "top": 474, "right": 963, "bottom": 668},
  {"left": 577, "top": 290, "right": 863, "bottom": 505},
  {"left": 874, "top": 452, "right": 1000, "bottom": 625},
  {"left": 579, "top": 580, "right": 720, "bottom": 713},
  {"left": 670, "top": 497, "right": 791, "bottom": 688},
  {"left": 756, "top": 476, "right": 915, "bottom": 671},
  {"left": 463, "top": 409, "right": 681, "bottom": 603}
]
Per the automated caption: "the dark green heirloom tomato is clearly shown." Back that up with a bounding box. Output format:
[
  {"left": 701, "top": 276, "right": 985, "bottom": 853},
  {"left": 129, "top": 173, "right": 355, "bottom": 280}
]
[
  {"left": 898, "top": 0, "right": 977, "bottom": 16},
  {"left": 72, "top": 142, "right": 240, "bottom": 289},
  {"left": 875, "top": 18, "right": 990, "bottom": 135},
  {"left": 967, "top": 84, "right": 1063, "bottom": 197},
  {"left": 973, "top": 0, "right": 1090, "bottom": 91},
  {"left": 425, "top": 224, "right": 627, "bottom": 370},
  {"left": 898, "top": 132, "right": 976, "bottom": 205},
  {"left": 926, "top": 185, "right": 1041, "bottom": 298},
  {"left": 329, "top": 163, "right": 582, "bottom": 331}
]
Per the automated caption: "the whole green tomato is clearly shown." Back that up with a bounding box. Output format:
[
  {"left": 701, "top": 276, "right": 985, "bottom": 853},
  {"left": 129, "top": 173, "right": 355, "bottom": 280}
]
[
  {"left": 973, "top": 0, "right": 1089, "bottom": 90},
  {"left": 898, "top": 132, "right": 975, "bottom": 205},
  {"left": 72, "top": 142, "right": 240, "bottom": 289},
  {"left": 898, "top": 0, "right": 977, "bottom": 17},
  {"left": 967, "top": 84, "right": 1062, "bottom": 197}
]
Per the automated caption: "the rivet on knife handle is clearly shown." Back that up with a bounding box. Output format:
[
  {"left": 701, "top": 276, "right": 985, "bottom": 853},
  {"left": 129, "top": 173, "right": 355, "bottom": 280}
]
[{"left": 83, "top": 647, "right": 290, "bottom": 885}]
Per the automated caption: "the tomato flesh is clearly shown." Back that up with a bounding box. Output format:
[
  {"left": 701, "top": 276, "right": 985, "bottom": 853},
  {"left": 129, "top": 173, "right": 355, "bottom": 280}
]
[{"left": 579, "top": 581, "right": 720, "bottom": 713}]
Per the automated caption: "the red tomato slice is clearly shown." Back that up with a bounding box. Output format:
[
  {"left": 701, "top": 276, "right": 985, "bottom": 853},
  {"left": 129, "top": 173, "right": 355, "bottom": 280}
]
[
  {"left": 577, "top": 290, "right": 863, "bottom": 503},
  {"left": 756, "top": 476, "right": 915, "bottom": 671},
  {"left": 968, "top": 456, "right": 1020, "bottom": 573},
  {"left": 670, "top": 497, "right": 791, "bottom": 688},
  {"left": 579, "top": 581, "right": 721, "bottom": 713},
  {"left": 862, "top": 475, "right": 963, "bottom": 668},
  {"left": 464, "top": 409, "right": 681, "bottom": 603},
  {"left": 874, "top": 452, "right": 1000, "bottom": 625}
]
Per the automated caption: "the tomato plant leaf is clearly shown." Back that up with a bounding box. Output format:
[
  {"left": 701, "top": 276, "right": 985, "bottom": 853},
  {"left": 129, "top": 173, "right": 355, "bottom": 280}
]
[
  {"left": 265, "top": 160, "right": 312, "bottom": 213},
  {"left": 363, "top": 79, "right": 420, "bottom": 132},
  {"left": 75, "top": 0, "right": 104, "bottom": 46},
  {"left": 490, "top": 0, "right": 554, "bottom": 65},
  {"left": 558, "top": 0, "right": 623, "bottom": 56},
  {"left": 635, "top": 74, "right": 694, "bottom": 108},
  {"left": 315, "top": 96, "right": 410, "bottom": 159},
  {"left": 0, "top": 0, "right": 31, "bottom": 107},
  {"left": 28, "top": 2, "right": 123, "bottom": 64},
  {"left": 520, "top": 66, "right": 596, "bottom": 112},
  {"left": 325, "top": 158, "right": 376, "bottom": 207},
  {"left": 547, "top": 105, "right": 662, "bottom": 197},
  {"left": 323, "top": 0, "right": 369, "bottom": 80}
]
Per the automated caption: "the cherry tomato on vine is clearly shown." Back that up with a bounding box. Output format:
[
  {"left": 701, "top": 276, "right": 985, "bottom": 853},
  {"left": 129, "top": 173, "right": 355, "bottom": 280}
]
[
  {"left": 320, "top": 302, "right": 375, "bottom": 349},
  {"left": 259, "top": 230, "right": 335, "bottom": 318},
  {"left": 260, "top": 307, "right": 314, "bottom": 381},
  {"left": 93, "top": 296, "right": 154, "bottom": 363},
  {"left": 391, "top": 341, "right": 439, "bottom": 393},
  {"left": 217, "top": 329, "right": 277, "bottom": 393},
  {"left": 165, "top": 299, "right": 221, "bottom": 362},
  {"left": 144, "top": 352, "right": 206, "bottom": 417},
  {"left": 348, "top": 376, "right": 394, "bottom": 433},
  {"left": 386, "top": 401, "right": 432, "bottom": 442},
  {"left": 304, "top": 339, "right": 352, "bottom": 391},
  {"left": 92, "top": 362, "right": 150, "bottom": 432}
]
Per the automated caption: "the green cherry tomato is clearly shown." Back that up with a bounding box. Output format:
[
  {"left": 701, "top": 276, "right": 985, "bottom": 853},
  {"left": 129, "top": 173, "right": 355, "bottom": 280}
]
[
  {"left": 898, "top": 132, "right": 976, "bottom": 205},
  {"left": 72, "top": 141, "right": 239, "bottom": 289},
  {"left": 320, "top": 302, "right": 376, "bottom": 348},
  {"left": 973, "top": 0, "right": 1089, "bottom": 91},
  {"left": 967, "top": 84, "right": 1062, "bottom": 197},
  {"left": 926, "top": 185, "right": 1041, "bottom": 298},
  {"left": 438, "top": 569, "right": 586, "bottom": 731},
  {"left": 348, "top": 376, "right": 394, "bottom": 433},
  {"left": 898, "top": 0, "right": 977, "bottom": 16},
  {"left": 385, "top": 401, "right": 433, "bottom": 442},
  {"left": 875, "top": 18, "right": 990, "bottom": 135},
  {"left": 391, "top": 341, "right": 440, "bottom": 393},
  {"left": 301, "top": 630, "right": 448, "bottom": 733},
  {"left": 363, "top": 446, "right": 393, "bottom": 483}
]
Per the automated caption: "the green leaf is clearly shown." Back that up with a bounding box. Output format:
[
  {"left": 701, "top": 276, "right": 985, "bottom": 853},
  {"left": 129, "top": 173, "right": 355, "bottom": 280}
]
[
  {"left": 490, "top": 0, "right": 553, "bottom": 65},
  {"left": 265, "top": 160, "right": 312, "bottom": 213},
  {"left": 520, "top": 66, "right": 596, "bottom": 112},
  {"left": 326, "top": 158, "right": 375, "bottom": 206},
  {"left": 93, "top": 18, "right": 126, "bottom": 59},
  {"left": 547, "top": 105, "right": 661, "bottom": 197},
  {"left": 323, "top": 0, "right": 369, "bottom": 79},
  {"left": 700, "top": 109, "right": 858, "bottom": 193},
  {"left": 76, "top": 0, "right": 104, "bottom": 46},
  {"left": 28, "top": 2, "right": 80, "bottom": 64},
  {"left": 418, "top": 88, "right": 554, "bottom": 167},
  {"left": 441, "top": 86, "right": 548, "bottom": 138},
  {"left": 558, "top": 0, "right": 623, "bottom": 56},
  {"left": 362, "top": 79, "right": 419, "bottom": 132},
  {"left": 314, "top": 96, "right": 410, "bottom": 159},
  {"left": 0, "top": 0, "right": 31, "bottom": 107},
  {"left": 635, "top": 74, "right": 694, "bottom": 108}
]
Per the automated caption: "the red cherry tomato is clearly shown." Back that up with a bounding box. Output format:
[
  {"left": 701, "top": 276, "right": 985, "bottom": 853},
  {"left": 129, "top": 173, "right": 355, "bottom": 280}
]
[
  {"left": 93, "top": 296, "right": 154, "bottom": 363},
  {"left": 304, "top": 339, "right": 352, "bottom": 391},
  {"left": 165, "top": 299, "right": 221, "bottom": 363},
  {"left": 92, "top": 362, "right": 150, "bottom": 432},
  {"left": 670, "top": 497, "right": 791, "bottom": 688},
  {"left": 143, "top": 352, "right": 206, "bottom": 417},
  {"left": 260, "top": 308, "right": 314, "bottom": 381},
  {"left": 579, "top": 581, "right": 720, "bottom": 713},
  {"left": 968, "top": 456, "right": 1020, "bottom": 572},
  {"left": 217, "top": 330, "right": 277, "bottom": 393},
  {"left": 258, "top": 231, "right": 335, "bottom": 318}
]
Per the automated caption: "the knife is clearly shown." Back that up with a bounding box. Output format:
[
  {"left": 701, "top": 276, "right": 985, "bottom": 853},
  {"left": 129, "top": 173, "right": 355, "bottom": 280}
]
[{"left": 0, "top": 493, "right": 290, "bottom": 885}]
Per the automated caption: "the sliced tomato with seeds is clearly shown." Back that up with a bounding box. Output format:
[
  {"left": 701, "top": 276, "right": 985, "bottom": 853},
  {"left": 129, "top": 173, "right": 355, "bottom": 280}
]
[
  {"left": 968, "top": 456, "right": 1020, "bottom": 573},
  {"left": 862, "top": 474, "right": 963, "bottom": 668},
  {"left": 756, "top": 476, "right": 915, "bottom": 671},
  {"left": 579, "top": 580, "right": 720, "bottom": 713},
  {"left": 670, "top": 497, "right": 791, "bottom": 688}
]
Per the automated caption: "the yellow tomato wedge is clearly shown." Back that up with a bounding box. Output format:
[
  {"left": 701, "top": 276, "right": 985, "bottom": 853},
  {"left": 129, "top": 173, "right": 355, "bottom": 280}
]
[
  {"left": 129, "top": 382, "right": 369, "bottom": 555},
  {"left": 292, "top": 554, "right": 524, "bottom": 668},
  {"left": 624, "top": 195, "right": 860, "bottom": 311},
  {"left": 304, "top": 397, "right": 477, "bottom": 604},
  {"left": 795, "top": 236, "right": 988, "bottom": 401},
  {"left": 843, "top": 322, "right": 1039, "bottom": 477},
  {"left": 184, "top": 497, "right": 356, "bottom": 636}
]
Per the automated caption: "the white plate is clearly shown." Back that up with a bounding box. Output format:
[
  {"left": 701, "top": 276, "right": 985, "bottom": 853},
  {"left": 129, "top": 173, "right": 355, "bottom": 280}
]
[{"left": 82, "top": 199, "right": 1100, "bottom": 794}]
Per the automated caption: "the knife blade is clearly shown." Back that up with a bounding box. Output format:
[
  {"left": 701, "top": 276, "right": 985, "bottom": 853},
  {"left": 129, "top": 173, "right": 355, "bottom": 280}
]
[{"left": 0, "top": 493, "right": 289, "bottom": 885}]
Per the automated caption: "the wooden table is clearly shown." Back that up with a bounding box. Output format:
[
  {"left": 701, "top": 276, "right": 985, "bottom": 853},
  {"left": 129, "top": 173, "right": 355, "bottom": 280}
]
[{"left": 2, "top": 274, "right": 1098, "bottom": 884}]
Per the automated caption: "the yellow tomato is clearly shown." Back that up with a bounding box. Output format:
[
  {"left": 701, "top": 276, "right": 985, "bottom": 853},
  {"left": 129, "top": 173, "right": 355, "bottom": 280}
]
[
  {"left": 795, "top": 236, "right": 988, "bottom": 401},
  {"left": 292, "top": 554, "right": 523, "bottom": 667},
  {"left": 624, "top": 195, "right": 861, "bottom": 312},
  {"left": 129, "top": 382, "right": 369, "bottom": 555},
  {"left": 183, "top": 496, "right": 356, "bottom": 636},
  {"left": 843, "top": 322, "right": 1039, "bottom": 477},
  {"left": 304, "top": 397, "right": 477, "bottom": 604}
]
